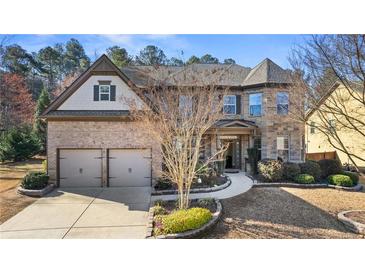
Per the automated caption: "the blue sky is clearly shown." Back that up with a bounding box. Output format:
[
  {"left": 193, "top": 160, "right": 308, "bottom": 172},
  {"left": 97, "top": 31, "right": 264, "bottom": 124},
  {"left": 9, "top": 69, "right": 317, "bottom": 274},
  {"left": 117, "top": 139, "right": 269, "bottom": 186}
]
[{"left": 0, "top": 34, "right": 309, "bottom": 69}]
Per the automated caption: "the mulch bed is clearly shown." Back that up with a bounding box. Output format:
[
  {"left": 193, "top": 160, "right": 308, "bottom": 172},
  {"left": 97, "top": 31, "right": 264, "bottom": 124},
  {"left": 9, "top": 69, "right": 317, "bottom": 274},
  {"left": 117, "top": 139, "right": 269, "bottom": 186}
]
[
  {"left": 154, "top": 176, "right": 227, "bottom": 191},
  {"left": 157, "top": 199, "right": 217, "bottom": 213},
  {"left": 344, "top": 211, "right": 365, "bottom": 224}
]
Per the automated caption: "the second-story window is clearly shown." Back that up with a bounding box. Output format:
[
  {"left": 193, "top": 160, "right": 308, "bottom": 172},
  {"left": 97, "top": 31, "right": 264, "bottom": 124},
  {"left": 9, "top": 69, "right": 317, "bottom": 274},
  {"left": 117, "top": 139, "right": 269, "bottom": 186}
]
[
  {"left": 249, "top": 93, "right": 262, "bottom": 116},
  {"left": 99, "top": 85, "right": 110, "bottom": 101},
  {"left": 310, "top": 122, "right": 315, "bottom": 134},
  {"left": 329, "top": 119, "right": 336, "bottom": 133},
  {"left": 277, "top": 91, "right": 289, "bottom": 115},
  {"left": 223, "top": 95, "right": 236, "bottom": 115},
  {"left": 179, "top": 95, "right": 193, "bottom": 114}
]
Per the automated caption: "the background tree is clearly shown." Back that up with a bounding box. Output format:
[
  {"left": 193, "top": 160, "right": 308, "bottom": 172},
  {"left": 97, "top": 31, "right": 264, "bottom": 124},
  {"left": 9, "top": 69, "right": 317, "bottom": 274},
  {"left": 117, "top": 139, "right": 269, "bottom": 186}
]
[
  {"left": 33, "top": 87, "right": 50, "bottom": 152},
  {"left": 64, "top": 38, "right": 90, "bottom": 74},
  {"left": 135, "top": 45, "right": 167, "bottom": 65},
  {"left": 37, "top": 46, "right": 62, "bottom": 90},
  {"left": 224, "top": 58, "right": 236, "bottom": 64},
  {"left": 290, "top": 34, "right": 365, "bottom": 170},
  {"left": 199, "top": 54, "right": 219, "bottom": 64},
  {"left": 106, "top": 46, "right": 132, "bottom": 68},
  {"left": 0, "top": 73, "right": 35, "bottom": 131},
  {"left": 169, "top": 57, "right": 184, "bottom": 66},
  {"left": 186, "top": 55, "right": 200, "bottom": 65},
  {"left": 125, "top": 70, "right": 229, "bottom": 209},
  {"left": 0, "top": 44, "right": 37, "bottom": 76}
]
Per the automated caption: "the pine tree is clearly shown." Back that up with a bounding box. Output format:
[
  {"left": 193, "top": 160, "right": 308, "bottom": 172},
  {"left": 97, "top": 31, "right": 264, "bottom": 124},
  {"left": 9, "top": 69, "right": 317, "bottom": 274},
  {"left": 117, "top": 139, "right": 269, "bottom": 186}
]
[{"left": 33, "top": 87, "right": 50, "bottom": 152}]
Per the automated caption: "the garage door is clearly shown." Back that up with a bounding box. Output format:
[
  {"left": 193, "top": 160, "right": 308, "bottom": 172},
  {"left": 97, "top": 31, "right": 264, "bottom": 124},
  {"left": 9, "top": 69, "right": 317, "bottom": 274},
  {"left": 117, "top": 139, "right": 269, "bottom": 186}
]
[
  {"left": 59, "top": 149, "right": 102, "bottom": 187},
  {"left": 108, "top": 149, "right": 151, "bottom": 187}
]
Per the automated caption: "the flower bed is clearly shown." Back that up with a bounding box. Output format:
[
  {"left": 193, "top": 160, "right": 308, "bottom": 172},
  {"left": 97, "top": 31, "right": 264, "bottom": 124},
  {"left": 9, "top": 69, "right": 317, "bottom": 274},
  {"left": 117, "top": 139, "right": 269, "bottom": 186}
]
[
  {"left": 338, "top": 210, "right": 365, "bottom": 235},
  {"left": 146, "top": 198, "right": 222, "bottom": 239},
  {"left": 17, "top": 171, "right": 54, "bottom": 197}
]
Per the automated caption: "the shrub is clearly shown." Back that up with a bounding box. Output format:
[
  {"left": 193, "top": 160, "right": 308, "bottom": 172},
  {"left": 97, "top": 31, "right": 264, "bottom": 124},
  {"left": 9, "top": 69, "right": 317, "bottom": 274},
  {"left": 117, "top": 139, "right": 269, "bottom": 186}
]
[
  {"left": 294, "top": 174, "right": 315, "bottom": 184},
  {"left": 299, "top": 160, "right": 321, "bottom": 181},
  {"left": 258, "top": 159, "right": 283, "bottom": 182},
  {"left": 0, "top": 126, "right": 40, "bottom": 162},
  {"left": 327, "top": 174, "right": 353, "bottom": 187},
  {"left": 318, "top": 159, "right": 342, "bottom": 178},
  {"left": 152, "top": 205, "right": 167, "bottom": 216},
  {"left": 198, "top": 198, "right": 215, "bottom": 207},
  {"left": 247, "top": 147, "right": 260, "bottom": 175},
  {"left": 341, "top": 171, "right": 359, "bottom": 185},
  {"left": 154, "top": 177, "right": 172, "bottom": 190},
  {"left": 195, "top": 161, "right": 209, "bottom": 176},
  {"left": 283, "top": 162, "right": 301, "bottom": 181},
  {"left": 21, "top": 171, "right": 49, "bottom": 190},
  {"left": 156, "top": 207, "right": 212, "bottom": 235}
]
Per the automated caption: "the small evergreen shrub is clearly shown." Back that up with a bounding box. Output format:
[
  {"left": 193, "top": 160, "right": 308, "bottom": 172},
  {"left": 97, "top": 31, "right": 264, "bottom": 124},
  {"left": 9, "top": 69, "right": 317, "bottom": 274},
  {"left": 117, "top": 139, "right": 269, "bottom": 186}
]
[
  {"left": 299, "top": 160, "right": 321, "bottom": 181},
  {"left": 341, "top": 171, "right": 359, "bottom": 185},
  {"left": 155, "top": 208, "right": 212, "bottom": 235},
  {"left": 198, "top": 198, "right": 215, "bottom": 207},
  {"left": 327, "top": 174, "right": 353, "bottom": 187},
  {"left": 21, "top": 171, "right": 49, "bottom": 190},
  {"left": 152, "top": 205, "right": 167, "bottom": 215},
  {"left": 258, "top": 159, "right": 283, "bottom": 182},
  {"left": 0, "top": 126, "right": 40, "bottom": 162},
  {"left": 318, "top": 159, "right": 342, "bottom": 178},
  {"left": 294, "top": 174, "right": 315, "bottom": 184},
  {"left": 283, "top": 162, "right": 301, "bottom": 181},
  {"left": 154, "top": 177, "right": 172, "bottom": 190}
]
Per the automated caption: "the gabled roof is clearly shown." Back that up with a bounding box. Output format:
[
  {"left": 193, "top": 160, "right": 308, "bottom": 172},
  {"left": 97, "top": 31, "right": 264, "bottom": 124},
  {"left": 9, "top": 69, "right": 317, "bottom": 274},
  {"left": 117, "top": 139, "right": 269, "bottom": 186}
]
[
  {"left": 41, "top": 54, "right": 138, "bottom": 117},
  {"left": 214, "top": 119, "right": 257, "bottom": 128},
  {"left": 242, "top": 58, "right": 291, "bottom": 87}
]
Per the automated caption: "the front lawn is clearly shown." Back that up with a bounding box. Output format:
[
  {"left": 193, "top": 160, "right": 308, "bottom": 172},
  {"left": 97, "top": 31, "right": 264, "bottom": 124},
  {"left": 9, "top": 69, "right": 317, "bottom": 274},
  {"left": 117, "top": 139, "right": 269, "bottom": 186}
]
[
  {"left": 204, "top": 186, "right": 365, "bottom": 239},
  {"left": 0, "top": 157, "right": 44, "bottom": 224}
]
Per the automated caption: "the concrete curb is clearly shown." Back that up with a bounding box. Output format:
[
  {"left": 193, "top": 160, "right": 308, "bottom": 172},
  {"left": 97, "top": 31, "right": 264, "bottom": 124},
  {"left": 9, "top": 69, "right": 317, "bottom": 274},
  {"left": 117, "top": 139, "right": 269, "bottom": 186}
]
[
  {"left": 338, "top": 210, "right": 365, "bottom": 235},
  {"left": 252, "top": 182, "right": 363, "bottom": 192},
  {"left": 146, "top": 199, "right": 222, "bottom": 239},
  {"left": 17, "top": 184, "right": 55, "bottom": 197},
  {"left": 152, "top": 178, "right": 231, "bottom": 196}
]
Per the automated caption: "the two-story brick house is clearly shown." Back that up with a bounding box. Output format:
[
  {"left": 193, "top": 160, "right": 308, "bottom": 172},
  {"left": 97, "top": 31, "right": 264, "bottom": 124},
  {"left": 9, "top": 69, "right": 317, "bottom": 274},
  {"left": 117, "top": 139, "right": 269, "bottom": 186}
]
[{"left": 42, "top": 55, "right": 305, "bottom": 188}]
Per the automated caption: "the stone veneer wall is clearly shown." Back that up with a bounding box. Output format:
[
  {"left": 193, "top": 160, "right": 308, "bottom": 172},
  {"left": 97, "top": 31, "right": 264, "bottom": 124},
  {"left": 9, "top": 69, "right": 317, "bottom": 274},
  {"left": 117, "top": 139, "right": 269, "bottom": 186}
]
[{"left": 47, "top": 120, "right": 162, "bottom": 185}]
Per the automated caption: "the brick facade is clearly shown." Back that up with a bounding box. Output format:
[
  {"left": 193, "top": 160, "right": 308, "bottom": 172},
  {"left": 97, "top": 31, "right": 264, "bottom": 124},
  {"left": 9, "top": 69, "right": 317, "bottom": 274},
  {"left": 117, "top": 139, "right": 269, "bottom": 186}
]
[{"left": 47, "top": 120, "right": 162, "bottom": 185}]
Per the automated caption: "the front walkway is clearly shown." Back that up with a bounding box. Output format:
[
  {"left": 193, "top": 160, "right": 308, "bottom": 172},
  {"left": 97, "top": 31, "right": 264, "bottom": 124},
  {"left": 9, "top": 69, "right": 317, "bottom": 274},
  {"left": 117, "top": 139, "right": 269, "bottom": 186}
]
[
  {"left": 0, "top": 187, "right": 151, "bottom": 239},
  {"left": 151, "top": 172, "right": 253, "bottom": 202}
]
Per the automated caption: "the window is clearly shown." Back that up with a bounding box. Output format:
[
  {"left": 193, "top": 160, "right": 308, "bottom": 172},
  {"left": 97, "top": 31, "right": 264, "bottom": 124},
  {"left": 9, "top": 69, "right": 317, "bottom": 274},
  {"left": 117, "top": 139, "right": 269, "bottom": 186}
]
[
  {"left": 99, "top": 85, "right": 110, "bottom": 101},
  {"left": 249, "top": 93, "right": 262, "bottom": 116},
  {"left": 310, "top": 122, "right": 315, "bottom": 134},
  {"left": 223, "top": 95, "right": 236, "bottom": 114},
  {"left": 179, "top": 95, "right": 193, "bottom": 114},
  {"left": 276, "top": 92, "right": 289, "bottom": 115},
  {"left": 277, "top": 136, "right": 290, "bottom": 162},
  {"left": 301, "top": 135, "right": 305, "bottom": 161},
  {"left": 329, "top": 119, "right": 336, "bottom": 133}
]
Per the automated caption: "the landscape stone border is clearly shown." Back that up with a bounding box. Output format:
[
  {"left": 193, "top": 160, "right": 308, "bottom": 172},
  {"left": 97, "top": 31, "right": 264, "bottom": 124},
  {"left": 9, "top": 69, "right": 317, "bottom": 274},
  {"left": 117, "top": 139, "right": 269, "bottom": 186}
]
[
  {"left": 152, "top": 177, "right": 231, "bottom": 196},
  {"left": 146, "top": 198, "right": 222, "bottom": 239},
  {"left": 338, "top": 210, "right": 365, "bottom": 235},
  {"left": 17, "top": 183, "right": 55, "bottom": 197},
  {"left": 251, "top": 180, "right": 363, "bottom": 192}
]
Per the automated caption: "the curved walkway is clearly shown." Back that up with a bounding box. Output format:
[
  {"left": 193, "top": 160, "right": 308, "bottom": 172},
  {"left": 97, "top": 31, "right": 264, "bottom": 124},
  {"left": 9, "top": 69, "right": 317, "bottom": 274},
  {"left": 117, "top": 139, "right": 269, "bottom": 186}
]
[{"left": 151, "top": 172, "right": 253, "bottom": 202}]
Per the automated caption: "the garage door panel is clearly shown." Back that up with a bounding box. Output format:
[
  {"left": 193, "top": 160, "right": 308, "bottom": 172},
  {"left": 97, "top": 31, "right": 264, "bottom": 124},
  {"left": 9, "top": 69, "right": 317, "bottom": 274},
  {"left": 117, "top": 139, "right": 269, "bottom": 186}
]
[
  {"left": 59, "top": 149, "right": 102, "bottom": 187},
  {"left": 109, "top": 149, "right": 151, "bottom": 187}
]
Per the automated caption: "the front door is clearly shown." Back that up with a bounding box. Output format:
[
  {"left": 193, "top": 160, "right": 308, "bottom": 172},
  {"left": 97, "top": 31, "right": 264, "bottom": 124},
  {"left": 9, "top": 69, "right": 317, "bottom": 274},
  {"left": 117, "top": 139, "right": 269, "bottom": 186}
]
[{"left": 223, "top": 138, "right": 241, "bottom": 169}]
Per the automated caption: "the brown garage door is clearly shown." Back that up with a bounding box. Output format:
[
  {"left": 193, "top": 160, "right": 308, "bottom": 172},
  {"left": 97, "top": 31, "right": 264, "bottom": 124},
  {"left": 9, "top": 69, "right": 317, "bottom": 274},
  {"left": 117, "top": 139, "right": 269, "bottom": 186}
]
[
  {"left": 59, "top": 149, "right": 102, "bottom": 187},
  {"left": 108, "top": 149, "right": 151, "bottom": 187}
]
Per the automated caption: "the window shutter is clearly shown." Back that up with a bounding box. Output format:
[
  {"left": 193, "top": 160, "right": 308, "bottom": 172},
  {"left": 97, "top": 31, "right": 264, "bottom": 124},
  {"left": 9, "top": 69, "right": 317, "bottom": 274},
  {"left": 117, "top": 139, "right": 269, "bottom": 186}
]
[
  {"left": 110, "top": 85, "right": 116, "bottom": 101},
  {"left": 218, "top": 94, "right": 223, "bottom": 113},
  {"left": 93, "top": 85, "right": 99, "bottom": 101},
  {"left": 236, "top": 95, "right": 241, "bottom": 114}
]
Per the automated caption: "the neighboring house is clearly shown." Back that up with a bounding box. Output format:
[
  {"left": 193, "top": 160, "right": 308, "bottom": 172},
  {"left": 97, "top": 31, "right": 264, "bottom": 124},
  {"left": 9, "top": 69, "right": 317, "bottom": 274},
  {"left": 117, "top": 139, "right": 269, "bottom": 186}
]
[
  {"left": 306, "top": 82, "right": 365, "bottom": 170},
  {"left": 42, "top": 55, "right": 305, "bottom": 187}
]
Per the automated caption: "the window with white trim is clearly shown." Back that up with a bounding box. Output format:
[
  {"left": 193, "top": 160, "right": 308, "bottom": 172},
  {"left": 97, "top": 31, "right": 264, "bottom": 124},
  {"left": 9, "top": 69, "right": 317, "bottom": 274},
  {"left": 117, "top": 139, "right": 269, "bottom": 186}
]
[
  {"left": 276, "top": 91, "right": 289, "bottom": 115},
  {"left": 99, "top": 85, "right": 110, "bottom": 101},
  {"left": 310, "top": 122, "right": 315, "bottom": 134},
  {"left": 277, "top": 136, "right": 290, "bottom": 162},
  {"left": 223, "top": 95, "right": 236, "bottom": 114},
  {"left": 249, "top": 93, "right": 262, "bottom": 116}
]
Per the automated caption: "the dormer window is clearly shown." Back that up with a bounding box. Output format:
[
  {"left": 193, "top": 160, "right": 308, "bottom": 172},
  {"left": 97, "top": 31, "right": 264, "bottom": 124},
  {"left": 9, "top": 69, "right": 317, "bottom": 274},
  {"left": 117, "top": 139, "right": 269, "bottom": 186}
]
[{"left": 99, "top": 85, "right": 110, "bottom": 101}]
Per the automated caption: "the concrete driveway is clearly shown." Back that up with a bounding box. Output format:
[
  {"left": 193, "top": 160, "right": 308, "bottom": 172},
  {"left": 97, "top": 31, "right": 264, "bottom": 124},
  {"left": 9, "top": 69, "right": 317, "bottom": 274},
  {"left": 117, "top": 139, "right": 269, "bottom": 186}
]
[{"left": 0, "top": 187, "right": 151, "bottom": 239}]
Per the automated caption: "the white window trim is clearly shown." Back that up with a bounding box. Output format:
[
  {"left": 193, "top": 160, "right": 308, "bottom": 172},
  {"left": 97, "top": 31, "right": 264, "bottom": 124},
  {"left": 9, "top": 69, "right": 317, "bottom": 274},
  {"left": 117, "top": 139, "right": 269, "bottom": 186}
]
[
  {"left": 223, "top": 95, "right": 236, "bottom": 115},
  {"left": 276, "top": 91, "right": 289, "bottom": 115},
  {"left": 99, "top": 85, "right": 110, "bottom": 101},
  {"left": 249, "top": 93, "right": 262, "bottom": 116},
  {"left": 277, "top": 135, "right": 290, "bottom": 161}
]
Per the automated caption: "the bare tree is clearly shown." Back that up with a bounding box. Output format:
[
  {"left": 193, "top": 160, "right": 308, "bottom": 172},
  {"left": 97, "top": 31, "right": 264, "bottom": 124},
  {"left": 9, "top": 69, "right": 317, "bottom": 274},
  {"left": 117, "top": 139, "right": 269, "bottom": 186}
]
[
  {"left": 290, "top": 35, "right": 365, "bottom": 170},
  {"left": 125, "top": 70, "right": 230, "bottom": 209}
]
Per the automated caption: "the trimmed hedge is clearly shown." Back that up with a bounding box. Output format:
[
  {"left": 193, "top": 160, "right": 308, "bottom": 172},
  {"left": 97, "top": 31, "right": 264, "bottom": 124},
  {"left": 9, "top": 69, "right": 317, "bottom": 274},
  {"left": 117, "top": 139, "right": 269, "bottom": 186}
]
[
  {"left": 155, "top": 207, "right": 212, "bottom": 235},
  {"left": 327, "top": 174, "right": 353, "bottom": 187},
  {"left": 21, "top": 171, "right": 49, "bottom": 190},
  {"left": 258, "top": 159, "right": 283, "bottom": 182},
  {"left": 341, "top": 171, "right": 359, "bottom": 185},
  {"left": 294, "top": 174, "right": 315, "bottom": 184},
  {"left": 318, "top": 159, "right": 342, "bottom": 178},
  {"left": 299, "top": 160, "right": 321, "bottom": 181},
  {"left": 283, "top": 162, "right": 301, "bottom": 180}
]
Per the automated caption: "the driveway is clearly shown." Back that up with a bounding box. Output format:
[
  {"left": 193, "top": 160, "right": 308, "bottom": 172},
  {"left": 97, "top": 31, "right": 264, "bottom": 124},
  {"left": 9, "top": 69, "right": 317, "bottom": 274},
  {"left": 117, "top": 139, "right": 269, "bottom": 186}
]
[{"left": 0, "top": 187, "right": 151, "bottom": 239}]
